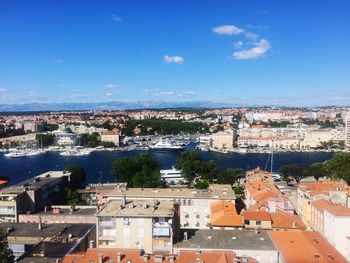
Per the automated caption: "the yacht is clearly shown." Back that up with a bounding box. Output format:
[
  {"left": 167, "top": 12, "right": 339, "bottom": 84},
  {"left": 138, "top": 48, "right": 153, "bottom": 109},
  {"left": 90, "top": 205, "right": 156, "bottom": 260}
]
[
  {"left": 149, "top": 140, "right": 185, "bottom": 151},
  {"left": 4, "top": 149, "right": 45, "bottom": 158}
]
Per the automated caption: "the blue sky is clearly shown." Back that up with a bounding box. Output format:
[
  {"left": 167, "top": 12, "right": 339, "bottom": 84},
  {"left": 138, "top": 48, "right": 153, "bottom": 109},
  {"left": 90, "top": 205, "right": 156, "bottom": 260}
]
[{"left": 0, "top": 0, "right": 349, "bottom": 106}]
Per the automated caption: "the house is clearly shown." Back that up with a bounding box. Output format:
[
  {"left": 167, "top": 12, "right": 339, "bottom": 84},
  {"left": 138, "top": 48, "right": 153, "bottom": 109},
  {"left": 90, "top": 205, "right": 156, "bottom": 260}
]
[
  {"left": 270, "top": 231, "right": 347, "bottom": 263},
  {"left": 243, "top": 211, "right": 272, "bottom": 229},
  {"left": 101, "top": 130, "right": 120, "bottom": 146},
  {"left": 210, "top": 200, "right": 244, "bottom": 229}
]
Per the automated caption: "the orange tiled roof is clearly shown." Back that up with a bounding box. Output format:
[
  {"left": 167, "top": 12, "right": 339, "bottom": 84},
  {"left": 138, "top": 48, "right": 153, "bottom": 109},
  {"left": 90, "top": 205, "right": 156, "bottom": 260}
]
[
  {"left": 270, "top": 231, "right": 347, "bottom": 263},
  {"left": 270, "top": 210, "right": 306, "bottom": 230},
  {"left": 243, "top": 211, "right": 271, "bottom": 221},
  {"left": 62, "top": 249, "right": 258, "bottom": 263},
  {"left": 245, "top": 178, "right": 281, "bottom": 207},
  {"left": 211, "top": 200, "right": 244, "bottom": 227},
  {"left": 298, "top": 181, "right": 347, "bottom": 192},
  {"left": 102, "top": 130, "right": 120, "bottom": 135},
  {"left": 312, "top": 199, "right": 350, "bottom": 216}
]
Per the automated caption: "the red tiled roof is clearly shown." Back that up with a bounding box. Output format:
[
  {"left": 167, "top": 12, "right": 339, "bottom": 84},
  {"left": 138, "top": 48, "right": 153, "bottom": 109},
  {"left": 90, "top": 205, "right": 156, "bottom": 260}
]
[
  {"left": 211, "top": 200, "right": 244, "bottom": 227},
  {"left": 62, "top": 249, "right": 258, "bottom": 263},
  {"left": 270, "top": 210, "right": 306, "bottom": 230},
  {"left": 270, "top": 231, "right": 347, "bottom": 263},
  {"left": 243, "top": 211, "right": 271, "bottom": 221}
]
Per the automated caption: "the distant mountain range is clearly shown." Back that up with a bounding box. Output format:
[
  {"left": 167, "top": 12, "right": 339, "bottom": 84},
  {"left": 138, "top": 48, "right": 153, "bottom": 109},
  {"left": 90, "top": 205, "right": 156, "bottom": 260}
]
[{"left": 0, "top": 101, "right": 247, "bottom": 112}]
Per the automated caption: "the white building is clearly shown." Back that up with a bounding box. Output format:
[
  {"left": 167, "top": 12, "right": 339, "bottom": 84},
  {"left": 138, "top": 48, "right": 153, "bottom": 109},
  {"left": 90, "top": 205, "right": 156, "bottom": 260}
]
[
  {"left": 52, "top": 129, "right": 77, "bottom": 146},
  {"left": 346, "top": 112, "right": 350, "bottom": 148}
]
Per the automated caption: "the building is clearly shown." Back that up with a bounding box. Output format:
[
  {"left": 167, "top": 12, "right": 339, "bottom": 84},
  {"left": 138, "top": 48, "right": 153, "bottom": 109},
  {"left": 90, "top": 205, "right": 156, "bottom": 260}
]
[
  {"left": 310, "top": 199, "right": 350, "bottom": 259},
  {"left": 210, "top": 200, "right": 244, "bottom": 229},
  {"left": 237, "top": 136, "right": 299, "bottom": 150},
  {"left": 19, "top": 205, "right": 97, "bottom": 224},
  {"left": 0, "top": 223, "right": 95, "bottom": 261},
  {"left": 211, "top": 129, "right": 236, "bottom": 150},
  {"left": 62, "top": 248, "right": 258, "bottom": 263},
  {"left": 103, "top": 184, "right": 236, "bottom": 230},
  {"left": 346, "top": 112, "right": 350, "bottom": 148},
  {"left": 270, "top": 231, "right": 347, "bottom": 263},
  {"left": 297, "top": 181, "right": 347, "bottom": 227},
  {"left": 53, "top": 129, "right": 77, "bottom": 146},
  {"left": 0, "top": 171, "right": 71, "bottom": 222},
  {"left": 243, "top": 211, "right": 272, "bottom": 230},
  {"left": 96, "top": 199, "right": 179, "bottom": 254},
  {"left": 174, "top": 229, "right": 279, "bottom": 263},
  {"left": 23, "top": 121, "right": 45, "bottom": 133},
  {"left": 101, "top": 130, "right": 120, "bottom": 146}
]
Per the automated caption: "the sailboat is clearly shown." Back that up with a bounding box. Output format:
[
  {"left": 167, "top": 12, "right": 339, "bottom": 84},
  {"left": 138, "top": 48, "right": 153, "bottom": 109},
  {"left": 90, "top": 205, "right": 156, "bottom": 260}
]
[{"left": 264, "top": 140, "right": 281, "bottom": 181}]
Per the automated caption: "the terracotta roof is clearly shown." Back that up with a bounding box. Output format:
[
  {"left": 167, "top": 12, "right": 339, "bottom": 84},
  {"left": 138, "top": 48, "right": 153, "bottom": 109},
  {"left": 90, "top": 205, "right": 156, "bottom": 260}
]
[
  {"left": 298, "top": 181, "right": 347, "bottom": 192},
  {"left": 62, "top": 248, "right": 258, "bottom": 263},
  {"left": 211, "top": 200, "right": 244, "bottom": 227},
  {"left": 312, "top": 199, "right": 350, "bottom": 216},
  {"left": 243, "top": 211, "right": 271, "bottom": 221},
  {"left": 270, "top": 231, "right": 347, "bottom": 263},
  {"left": 270, "top": 210, "right": 306, "bottom": 230},
  {"left": 245, "top": 178, "right": 281, "bottom": 208},
  {"left": 102, "top": 130, "right": 120, "bottom": 135}
]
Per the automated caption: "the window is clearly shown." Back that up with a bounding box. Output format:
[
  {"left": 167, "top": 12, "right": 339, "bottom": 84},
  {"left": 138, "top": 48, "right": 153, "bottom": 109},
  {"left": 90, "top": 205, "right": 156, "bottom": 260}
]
[
  {"left": 244, "top": 220, "right": 250, "bottom": 225},
  {"left": 256, "top": 220, "right": 261, "bottom": 225}
]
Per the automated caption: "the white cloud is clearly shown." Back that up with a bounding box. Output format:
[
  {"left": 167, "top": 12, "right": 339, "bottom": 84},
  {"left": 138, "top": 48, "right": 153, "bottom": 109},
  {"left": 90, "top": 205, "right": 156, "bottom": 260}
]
[
  {"left": 233, "top": 39, "right": 271, "bottom": 60},
  {"left": 244, "top": 32, "right": 258, "bottom": 40},
  {"left": 233, "top": 41, "right": 243, "bottom": 49},
  {"left": 112, "top": 14, "right": 122, "bottom": 22},
  {"left": 106, "top": 92, "right": 112, "bottom": 97},
  {"left": 0, "top": 88, "right": 7, "bottom": 92},
  {"left": 212, "top": 25, "right": 244, "bottom": 35},
  {"left": 164, "top": 55, "right": 184, "bottom": 65},
  {"left": 105, "top": 83, "right": 118, "bottom": 89}
]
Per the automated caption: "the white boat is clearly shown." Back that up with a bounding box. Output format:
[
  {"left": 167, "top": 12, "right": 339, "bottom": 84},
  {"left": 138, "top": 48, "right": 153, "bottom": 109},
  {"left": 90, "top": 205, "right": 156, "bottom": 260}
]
[
  {"left": 149, "top": 140, "right": 185, "bottom": 151},
  {"left": 160, "top": 167, "right": 188, "bottom": 185},
  {"left": 4, "top": 149, "right": 45, "bottom": 158},
  {"left": 60, "top": 148, "right": 94, "bottom": 156}
]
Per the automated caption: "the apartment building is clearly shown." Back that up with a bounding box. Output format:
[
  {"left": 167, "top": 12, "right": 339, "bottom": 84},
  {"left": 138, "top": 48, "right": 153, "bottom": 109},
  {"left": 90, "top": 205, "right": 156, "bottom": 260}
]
[
  {"left": 53, "top": 129, "right": 77, "bottom": 145},
  {"left": 346, "top": 112, "right": 350, "bottom": 148},
  {"left": 211, "top": 129, "right": 237, "bottom": 150},
  {"left": 0, "top": 171, "right": 71, "bottom": 222},
  {"left": 96, "top": 199, "right": 178, "bottom": 254},
  {"left": 297, "top": 181, "right": 347, "bottom": 227},
  {"left": 103, "top": 184, "right": 236, "bottom": 230},
  {"left": 310, "top": 199, "right": 350, "bottom": 259},
  {"left": 101, "top": 130, "right": 120, "bottom": 146},
  {"left": 238, "top": 136, "right": 299, "bottom": 149}
]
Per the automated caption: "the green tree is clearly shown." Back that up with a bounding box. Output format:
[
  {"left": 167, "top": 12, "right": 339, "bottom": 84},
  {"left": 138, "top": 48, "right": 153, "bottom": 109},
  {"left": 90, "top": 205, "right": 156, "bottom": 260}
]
[
  {"left": 64, "top": 165, "right": 86, "bottom": 189},
  {"left": 64, "top": 188, "right": 83, "bottom": 206},
  {"left": 279, "top": 164, "right": 307, "bottom": 183},
  {"left": 217, "top": 168, "right": 245, "bottom": 186},
  {"left": 101, "top": 141, "right": 115, "bottom": 148},
  {"left": 195, "top": 179, "right": 209, "bottom": 189},
  {"left": 325, "top": 152, "right": 350, "bottom": 185},
  {"left": 87, "top": 133, "right": 100, "bottom": 147},
  {"left": 111, "top": 154, "right": 159, "bottom": 185},
  {"left": 132, "top": 166, "right": 164, "bottom": 188},
  {"left": 0, "top": 231, "right": 14, "bottom": 263},
  {"left": 36, "top": 133, "right": 55, "bottom": 147},
  {"left": 305, "top": 163, "right": 327, "bottom": 181}
]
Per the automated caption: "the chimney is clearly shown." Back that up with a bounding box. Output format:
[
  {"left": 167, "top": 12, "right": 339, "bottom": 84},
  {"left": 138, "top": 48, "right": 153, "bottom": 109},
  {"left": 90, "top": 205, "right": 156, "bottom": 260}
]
[
  {"left": 117, "top": 252, "right": 122, "bottom": 263},
  {"left": 89, "top": 240, "right": 94, "bottom": 248},
  {"left": 38, "top": 216, "right": 42, "bottom": 230},
  {"left": 122, "top": 195, "right": 126, "bottom": 206},
  {"left": 184, "top": 231, "right": 188, "bottom": 241},
  {"left": 196, "top": 247, "right": 201, "bottom": 256},
  {"left": 169, "top": 256, "right": 175, "bottom": 263},
  {"left": 143, "top": 254, "right": 148, "bottom": 262},
  {"left": 98, "top": 253, "right": 103, "bottom": 263}
]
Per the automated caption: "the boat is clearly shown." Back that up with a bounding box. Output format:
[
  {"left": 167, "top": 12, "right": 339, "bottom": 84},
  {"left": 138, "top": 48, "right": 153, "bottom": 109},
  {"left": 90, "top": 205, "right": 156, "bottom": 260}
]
[
  {"left": 60, "top": 148, "right": 94, "bottom": 156},
  {"left": 160, "top": 167, "right": 188, "bottom": 185},
  {"left": 4, "top": 148, "right": 45, "bottom": 158},
  {"left": 149, "top": 140, "right": 185, "bottom": 151}
]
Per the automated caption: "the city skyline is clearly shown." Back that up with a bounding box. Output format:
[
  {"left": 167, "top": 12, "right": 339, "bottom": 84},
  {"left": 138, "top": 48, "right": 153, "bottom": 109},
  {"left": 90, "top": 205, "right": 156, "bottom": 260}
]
[{"left": 0, "top": 1, "right": 350, "bottom": 106}]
